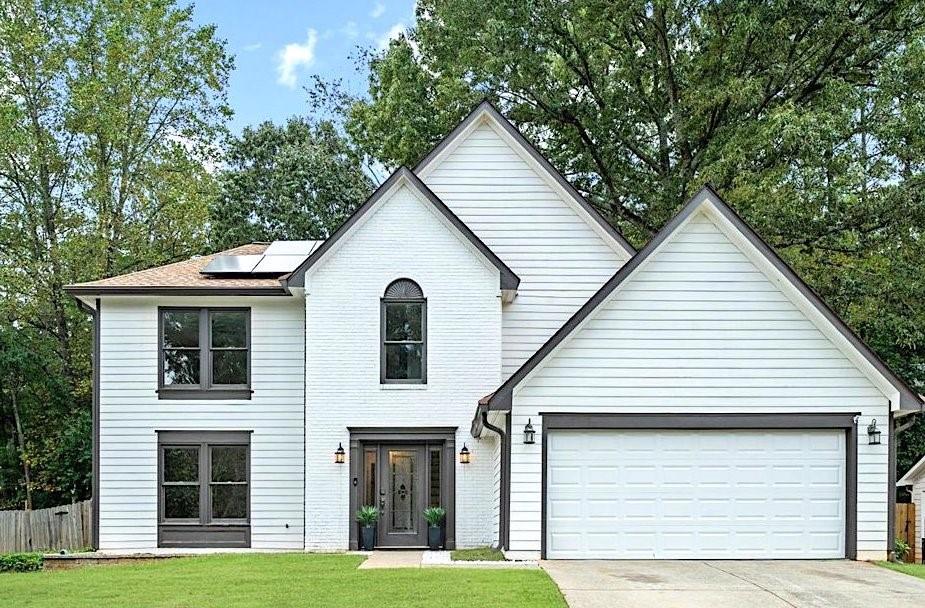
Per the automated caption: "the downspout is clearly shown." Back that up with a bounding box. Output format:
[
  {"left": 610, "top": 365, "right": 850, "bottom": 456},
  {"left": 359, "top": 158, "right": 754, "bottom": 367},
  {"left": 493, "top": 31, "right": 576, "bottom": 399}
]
[
  {"left": 91, "top": 299, "right": 100, "bottom": 550},
  {"left": 481, "top": 411, "right": 508, "bottom": 551}
]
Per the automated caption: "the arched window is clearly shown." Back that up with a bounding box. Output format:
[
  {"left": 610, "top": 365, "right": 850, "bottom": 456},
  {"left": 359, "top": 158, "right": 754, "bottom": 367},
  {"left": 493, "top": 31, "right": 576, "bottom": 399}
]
[{"left": 381, "top": 279, "right": 426, "bottom": 383}]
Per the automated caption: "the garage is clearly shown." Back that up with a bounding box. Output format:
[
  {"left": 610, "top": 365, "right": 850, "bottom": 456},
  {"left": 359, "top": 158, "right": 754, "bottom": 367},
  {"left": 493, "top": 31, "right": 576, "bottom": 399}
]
[{"left": 543, "top": 415, "right": 856, "bottom": 560}]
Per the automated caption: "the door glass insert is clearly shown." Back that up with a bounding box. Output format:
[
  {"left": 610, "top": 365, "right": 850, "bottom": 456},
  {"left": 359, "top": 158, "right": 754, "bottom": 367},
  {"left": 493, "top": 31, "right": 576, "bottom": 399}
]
[
  {"left": 429, "top": 447, "right": 441, "bottom": 508},
  {"left": 364, "top": 449, "right": 377, "bottom": 506},
  {"left": 389, "top": 450, "right": 415, "bottom": 532}
]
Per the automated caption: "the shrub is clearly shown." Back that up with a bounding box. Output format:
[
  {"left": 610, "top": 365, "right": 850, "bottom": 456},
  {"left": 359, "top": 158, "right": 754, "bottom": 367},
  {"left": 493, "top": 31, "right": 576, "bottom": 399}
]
[
  {"left": 356, "top": 505, "right": 379, "bottom": 526},
  {"left": 895, "top": 538, "right": 911, "bottom": 562},
  {"left": 423, "top": 506, "right": 446, "bottom": 527},
  {"left": 0, "top": 552, "right": 43, "bottom": 573}
]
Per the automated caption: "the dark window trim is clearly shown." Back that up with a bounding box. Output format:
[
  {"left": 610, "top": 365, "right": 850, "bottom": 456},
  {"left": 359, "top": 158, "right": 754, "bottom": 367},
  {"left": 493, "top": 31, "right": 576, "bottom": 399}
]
[
  {"left": 380, "top": 281, "right": 427, "bottom": 385},
  {"left": 157, "top": 307, "right": 252, "bottom": 400},
  {"left": 538, "top": 412, "right": 858, "bottom": 560},
  {"left": 157, "top": 431, "right": 251, "bottom": 548}
]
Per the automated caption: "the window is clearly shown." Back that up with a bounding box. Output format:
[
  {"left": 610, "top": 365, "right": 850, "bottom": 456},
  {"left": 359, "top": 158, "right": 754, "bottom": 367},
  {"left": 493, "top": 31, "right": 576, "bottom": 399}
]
[
  {"left": 381, "top": 279, "right": 426, "bottom": 383},
  {"left": 159, "top": 308, "right": 250, "bottom": 399},
  {"left": 158, "top": 431, "right": 250, "bottom": 548}
]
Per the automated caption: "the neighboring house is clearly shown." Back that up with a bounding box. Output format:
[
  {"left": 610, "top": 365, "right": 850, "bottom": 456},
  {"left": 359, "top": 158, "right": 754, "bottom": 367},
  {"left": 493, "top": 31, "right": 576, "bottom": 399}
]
[
  {"left": 898, "top": 455, "right": 925, "bottom": 563},
  {"left": 66, "top": 101, "right": 922, "bottom": 561}
]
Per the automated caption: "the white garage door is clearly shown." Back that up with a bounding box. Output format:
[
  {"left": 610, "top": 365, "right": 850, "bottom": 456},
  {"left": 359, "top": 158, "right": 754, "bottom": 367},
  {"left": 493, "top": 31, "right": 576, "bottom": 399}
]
[{"left": 546, "top": 429, "right": 846, "bottom": 559}]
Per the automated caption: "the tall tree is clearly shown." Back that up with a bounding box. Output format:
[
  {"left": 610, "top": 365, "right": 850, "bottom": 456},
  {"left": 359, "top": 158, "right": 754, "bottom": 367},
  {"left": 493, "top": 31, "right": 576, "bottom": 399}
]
[
  {"left": 0, "top": 0, "right": 230, "bottom": 509},
  {"left": 209, "top": 118, "right": 372, "bottom": 249},
  {"left": 338, "top": 0, "right": 925, "bottom": 466}
]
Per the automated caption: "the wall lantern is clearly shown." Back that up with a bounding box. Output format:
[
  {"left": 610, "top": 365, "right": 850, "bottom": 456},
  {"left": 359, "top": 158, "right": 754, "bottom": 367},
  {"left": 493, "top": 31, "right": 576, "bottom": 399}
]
[
  {"left": 867, "top": 419, "right": 881, "bottom": 445},
  {"left": 523, "top": 419, "right": 536, "bottom": 444},
  {"left": 459, "top": 443, "right": 471, "bottom": 464},
  {"left": 334, "top": 442, "right": 346, "bottom": 464}
]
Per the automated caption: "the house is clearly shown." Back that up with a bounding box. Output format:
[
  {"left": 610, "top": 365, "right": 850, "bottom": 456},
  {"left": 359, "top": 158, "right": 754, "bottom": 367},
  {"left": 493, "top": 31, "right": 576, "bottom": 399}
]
[
  {"left": 66, "top": 101, "right": 922, "bottom": 561},
  {"left": 898, "top": 455, "right": 925, "bottom": 563}
]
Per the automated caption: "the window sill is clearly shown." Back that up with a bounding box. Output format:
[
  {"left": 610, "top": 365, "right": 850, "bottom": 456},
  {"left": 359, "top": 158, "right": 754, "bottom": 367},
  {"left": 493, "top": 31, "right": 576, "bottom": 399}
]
[
  {"left": 379, "top": 383, "right": 428, "bottom": 390},
  {"left": 157, "top": 388, "right": 253, "bottom": 401}
]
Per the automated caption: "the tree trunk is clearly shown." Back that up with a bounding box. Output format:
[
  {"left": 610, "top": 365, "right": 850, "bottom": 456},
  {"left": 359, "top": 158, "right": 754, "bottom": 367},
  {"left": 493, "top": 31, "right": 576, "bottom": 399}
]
[{"left": 10, "top": 389, "right": 33, "bottom": 511}]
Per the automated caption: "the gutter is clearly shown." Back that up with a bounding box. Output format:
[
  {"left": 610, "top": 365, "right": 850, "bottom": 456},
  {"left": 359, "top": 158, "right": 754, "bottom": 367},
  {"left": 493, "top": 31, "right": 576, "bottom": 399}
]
[
  {"left": 64, "top": 285, "right": 291, "bottom": 297},
  {"left": 481, "top": 411, "right": 509, "bottom": 551}
]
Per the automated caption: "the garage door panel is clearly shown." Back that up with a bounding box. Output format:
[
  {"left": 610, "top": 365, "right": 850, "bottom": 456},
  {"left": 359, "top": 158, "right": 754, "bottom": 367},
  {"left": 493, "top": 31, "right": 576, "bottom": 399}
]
[{"left": 546, "top": 429, "right": 846, "bottom": 559}]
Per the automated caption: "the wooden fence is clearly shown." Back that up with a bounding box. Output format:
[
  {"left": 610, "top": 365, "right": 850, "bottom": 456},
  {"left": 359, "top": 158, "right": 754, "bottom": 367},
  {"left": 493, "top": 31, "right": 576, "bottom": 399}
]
[
  {"left": 896, "top": 502, "right": 918, "bottom": 563},
  {"left": 0, "top": 500, "right": 92, "bottom": 553}
]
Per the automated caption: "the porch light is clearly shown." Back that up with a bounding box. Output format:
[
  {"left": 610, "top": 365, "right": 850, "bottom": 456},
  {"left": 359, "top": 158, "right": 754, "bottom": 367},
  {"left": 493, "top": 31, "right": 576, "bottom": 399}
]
[
  {"left": 459, "top": 443, "right": 471, "bottom": 464},
  {"left": 867, "top": 419, "right": 881, "bottom": 445},
  {"left": 335, "top": 442, "right": 346, "bottom": 464},
  {"left": 523, "top": 419, "right": 536, "bottom": 444}
]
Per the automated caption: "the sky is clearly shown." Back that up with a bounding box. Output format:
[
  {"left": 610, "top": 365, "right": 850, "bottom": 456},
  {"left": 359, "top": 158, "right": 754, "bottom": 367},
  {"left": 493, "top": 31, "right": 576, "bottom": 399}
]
[{"left": 190, "top": 1, "right": 416, "bottom": 133}]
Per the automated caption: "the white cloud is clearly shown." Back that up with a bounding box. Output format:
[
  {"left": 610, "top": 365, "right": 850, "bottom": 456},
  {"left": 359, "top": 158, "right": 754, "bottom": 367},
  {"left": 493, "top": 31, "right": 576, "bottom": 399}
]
[
  {"left": 340, "top": 21, "right": 359, "bottom": 39},
  {"left": 276, "top": 29, "right": 318, "bottom": 89},
  {"left": 242, "top": 42, "right": 262, "bottom": 52},
  {"left": 376, "top": 22, "right": 406, "bottom": 51},
  {"left": 370, "top": 1, "right": 386, "bottom": 18}
]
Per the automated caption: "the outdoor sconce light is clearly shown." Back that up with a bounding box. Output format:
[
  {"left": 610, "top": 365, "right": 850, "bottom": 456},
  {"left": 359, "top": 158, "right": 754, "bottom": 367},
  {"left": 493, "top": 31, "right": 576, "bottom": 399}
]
[
  {"left": 523, "top": 419, "right": 536, "bottom": 444},
  {"left": 334, "top": 442, "right": 346, "bottom": 464},
  {"left": 867, "top": 419, "right": 881, "bottom": 445},
  {"left": 459, "top": 443, "right": 471, "bottom": 464}
]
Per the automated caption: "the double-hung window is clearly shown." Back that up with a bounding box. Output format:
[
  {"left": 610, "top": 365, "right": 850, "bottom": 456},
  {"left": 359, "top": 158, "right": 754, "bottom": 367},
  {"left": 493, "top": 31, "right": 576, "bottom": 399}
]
[
  {"left": 159, "top": 307, "right": 251, "bottom": 399},
  {"left": 381, "top": 279, "right": 426, "bottom": 383}
]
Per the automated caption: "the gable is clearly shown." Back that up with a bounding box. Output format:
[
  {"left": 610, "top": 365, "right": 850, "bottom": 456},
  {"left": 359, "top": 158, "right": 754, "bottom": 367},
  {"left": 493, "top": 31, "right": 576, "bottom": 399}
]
[{"left": 487, "top": 186, "right": 921, "bottom": 412}]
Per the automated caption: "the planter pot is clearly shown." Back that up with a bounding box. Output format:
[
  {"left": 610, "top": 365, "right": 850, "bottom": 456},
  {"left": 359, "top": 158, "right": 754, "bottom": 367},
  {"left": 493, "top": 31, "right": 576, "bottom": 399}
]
[
  {"left": 428, "top": 525, "right": 442, "bottom": 550},
  {"left": 360, "top": 525, "right": 376, "bottom": 551}
]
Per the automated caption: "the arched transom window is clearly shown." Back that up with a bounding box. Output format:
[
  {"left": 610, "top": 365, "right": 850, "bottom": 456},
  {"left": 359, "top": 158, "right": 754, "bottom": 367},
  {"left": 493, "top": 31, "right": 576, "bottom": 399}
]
[{"left": 381, "top": 279, "right": 426, "bottom": 383}]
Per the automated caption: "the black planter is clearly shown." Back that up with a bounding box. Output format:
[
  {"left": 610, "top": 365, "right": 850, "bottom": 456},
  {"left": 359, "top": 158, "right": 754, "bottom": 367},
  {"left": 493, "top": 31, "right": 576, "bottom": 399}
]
[
  {"left": 360, "top": 525, "right": 376, "bottom": 551},
  {"left": 428, "top": 525, "right": 442, "bottom": 550}
]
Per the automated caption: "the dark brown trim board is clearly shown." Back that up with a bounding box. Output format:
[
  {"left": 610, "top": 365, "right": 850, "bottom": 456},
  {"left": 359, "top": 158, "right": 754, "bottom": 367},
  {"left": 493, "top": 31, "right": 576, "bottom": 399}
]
[
  {"left": 64, "top": 285, "right": 290, "bottom": 297},
  {"left": 414, "top": 100, "right": 635, "bottom": 258},
  {"left": 888, "top": 413, "right": 896, "bottom": 560},
  {"left": 480, "top": 412, "right": 509, "bottom": 550},
  {"left": 92, "top": 298, "right": 101, "bottom": 549},
  {"left": 485, "top": 185, "right": 923, "bottom": 413},
  {"left": 539, "top": 413, "right": 860, "bottom": 560},
  {"left": 287, "top": 167, "right": 520, "bottom": 291},
  {"left": 347, "top": 427, "right": 457, "bottom": 551}
]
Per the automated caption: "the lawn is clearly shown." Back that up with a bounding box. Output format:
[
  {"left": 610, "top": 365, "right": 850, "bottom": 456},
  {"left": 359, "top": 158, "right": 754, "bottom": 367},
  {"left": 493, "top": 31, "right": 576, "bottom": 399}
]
[
  {"left": 451, "top": 546, "right": 506, "bottom": 561},
  {"left": 876, "top": 561, "right": 925, "bottom": 580},
  {"left": 0, "top": 553, "right": 566, "bottom": 608}
]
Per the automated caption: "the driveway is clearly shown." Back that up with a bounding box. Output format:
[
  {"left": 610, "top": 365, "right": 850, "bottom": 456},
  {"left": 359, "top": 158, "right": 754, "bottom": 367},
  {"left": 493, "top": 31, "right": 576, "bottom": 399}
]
[{"left": 542, "top": 560, "right": 925, "bottom": 608}]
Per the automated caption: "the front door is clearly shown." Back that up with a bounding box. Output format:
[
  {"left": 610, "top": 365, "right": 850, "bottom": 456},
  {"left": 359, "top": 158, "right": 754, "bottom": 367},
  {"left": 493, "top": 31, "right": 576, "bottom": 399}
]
[{"left": 377, "top": 445, "right": 427, "bottom": 547}]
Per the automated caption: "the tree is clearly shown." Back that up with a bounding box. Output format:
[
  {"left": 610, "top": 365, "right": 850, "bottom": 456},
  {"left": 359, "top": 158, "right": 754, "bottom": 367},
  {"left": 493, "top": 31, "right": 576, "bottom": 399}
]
[
  {"left": 209, "top": 118, "right": 372, "bottom": 249},
  {"left": 0, "top": 0, "right": 231, "bottom": 508},
  {"left": 337, "top": 0, "right": 925, "bottom": 467}
]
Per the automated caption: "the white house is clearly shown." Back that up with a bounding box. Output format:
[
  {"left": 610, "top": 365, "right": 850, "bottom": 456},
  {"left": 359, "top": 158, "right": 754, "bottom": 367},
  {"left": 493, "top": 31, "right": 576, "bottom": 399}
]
[{"left": 67, "top": 101, "right": 922, "bottom": 561}]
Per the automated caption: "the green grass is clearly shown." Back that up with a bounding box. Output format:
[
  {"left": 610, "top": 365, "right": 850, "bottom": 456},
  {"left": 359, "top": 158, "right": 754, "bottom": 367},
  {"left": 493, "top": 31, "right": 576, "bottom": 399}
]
[
  {"left": 876, "top": 561, "right": 925, "bottom": 580},
  {"left": 451, "top": 547, "right": 506, "bottom": 561},
  {"left": 0, "top": 553, "right": 565, "bottom": 608}
]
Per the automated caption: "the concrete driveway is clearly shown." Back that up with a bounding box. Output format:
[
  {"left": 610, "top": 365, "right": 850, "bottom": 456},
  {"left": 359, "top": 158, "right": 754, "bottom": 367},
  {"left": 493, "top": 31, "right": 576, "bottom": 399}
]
[{"left": 542, "top": 560, "right": 925, "bottom": 608}]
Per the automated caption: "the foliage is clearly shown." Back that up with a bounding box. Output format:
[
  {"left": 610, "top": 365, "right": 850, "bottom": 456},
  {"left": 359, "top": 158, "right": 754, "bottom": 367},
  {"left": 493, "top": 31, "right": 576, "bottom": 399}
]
[
  {"left": 0, "top": 0, "right": 230, "bottom": 510},
  {"left": 209, "top": 118, "right": 372, "bottom": 250},
  {"left": 894, "top": 538, "right": 911, "bottom": 562},
  {"left": 0, "top": 552, "right": 44, "bottom": 573},
  {"left": 0, "top": 553, "right": 567, "bottom": 607},
  {"left": 876, "top": 561, "right": 925, "bottom": 581},
  {"left": 356, "top": 505, "right": 380, "bottom": 526},
  {"left": 423, "top": 506, "right": 446, "bottom": 527},
  {"left": 451, "top": 547, "right": 506, "bottom": 561},
  {"left": 337, "top": 0, "right": 925, "bottom": 468}
]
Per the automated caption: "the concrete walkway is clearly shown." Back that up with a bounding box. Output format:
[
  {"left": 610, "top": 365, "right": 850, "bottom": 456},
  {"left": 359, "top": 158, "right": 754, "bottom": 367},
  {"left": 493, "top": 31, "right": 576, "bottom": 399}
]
[
  {"left": 357, "top": 550, "right": 425, "bottom": 569},
  {"left": 542, "top": 560, "right": 925, "bottom": 608}
]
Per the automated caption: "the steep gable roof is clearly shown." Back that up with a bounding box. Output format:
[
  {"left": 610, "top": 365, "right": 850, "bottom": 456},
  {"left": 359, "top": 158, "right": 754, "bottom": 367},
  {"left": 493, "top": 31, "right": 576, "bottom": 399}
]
[
  {"left": 415, "top": 100, "right": 635, "bottom": 258},
  {"left": 898, "top": 454, "right": 925, "bottom": 486},
  {"left": 482, "top": 184, "right": 923, "bottom": 413},
  {"left": 287, "top": 166, "right": 520, "bottom": 291}
]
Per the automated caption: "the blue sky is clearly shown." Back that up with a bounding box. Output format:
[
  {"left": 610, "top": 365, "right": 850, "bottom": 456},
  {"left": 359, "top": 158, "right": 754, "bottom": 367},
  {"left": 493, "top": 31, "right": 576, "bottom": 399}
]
[{"left": 191, "top": 1, "right": 416, "bottom": 133}]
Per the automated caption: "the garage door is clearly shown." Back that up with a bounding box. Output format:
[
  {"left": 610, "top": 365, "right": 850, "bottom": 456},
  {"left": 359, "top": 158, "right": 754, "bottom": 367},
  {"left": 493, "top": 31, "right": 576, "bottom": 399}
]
[{"left": 546, "top": 429, "right": 846, "bottom": 559}]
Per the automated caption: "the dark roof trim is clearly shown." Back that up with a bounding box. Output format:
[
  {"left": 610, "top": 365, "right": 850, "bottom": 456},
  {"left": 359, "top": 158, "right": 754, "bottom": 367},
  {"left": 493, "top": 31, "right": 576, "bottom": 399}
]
[
  {"left": 415, "top": 100, "right": 635, "bottom": 258},
  {"left": 485, "top": 184, "right": 923, "bottom": 413},
  {"left": 64, "top": 286, "right": 291, "bottom": 296},
  {"left": 287, "top": 166, "right": 520, "bottom": 291}
]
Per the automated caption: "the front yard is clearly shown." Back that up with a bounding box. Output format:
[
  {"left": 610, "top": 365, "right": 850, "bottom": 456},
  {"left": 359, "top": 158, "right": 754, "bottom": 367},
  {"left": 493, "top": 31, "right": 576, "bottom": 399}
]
[
  {"left": 877, "top": 561, "right": 925, "bottom": 580},
  {"left": 0, "top": 553, "right": 565, "bottom": 608}
]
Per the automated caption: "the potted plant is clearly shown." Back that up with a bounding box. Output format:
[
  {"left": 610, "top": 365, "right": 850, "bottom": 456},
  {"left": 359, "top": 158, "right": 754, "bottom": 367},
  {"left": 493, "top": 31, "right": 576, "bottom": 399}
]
[
  {"left": 356, "top": 505, "right": 379, "bottom": 551},
  {"left": 423, "top": 506, "right": 446, "bottom": 550}
]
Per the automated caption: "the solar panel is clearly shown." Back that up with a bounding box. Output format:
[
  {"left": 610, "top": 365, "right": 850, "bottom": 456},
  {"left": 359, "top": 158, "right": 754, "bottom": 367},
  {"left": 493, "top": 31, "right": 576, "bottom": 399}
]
[
  {"left": 263, "top": 240, "right": 321, "bottom": 256},
  {"left": 201, "top": 254, "right": 263, "bottom": 274},
  {"left": 252, "top": 255, "right": 306, "bottom": 273}
]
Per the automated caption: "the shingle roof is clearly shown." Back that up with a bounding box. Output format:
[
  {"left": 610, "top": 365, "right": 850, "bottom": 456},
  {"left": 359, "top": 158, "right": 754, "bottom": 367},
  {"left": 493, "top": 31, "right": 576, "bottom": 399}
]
[{"left": 64, "top": 243, "right": 290, "bottom": 295}]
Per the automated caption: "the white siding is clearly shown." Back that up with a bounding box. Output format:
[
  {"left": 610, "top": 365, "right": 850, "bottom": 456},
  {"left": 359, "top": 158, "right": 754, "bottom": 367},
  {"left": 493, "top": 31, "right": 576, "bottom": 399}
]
[
  {"left": 913, "top": 480, "right": 924, "bottom": 562},
  {"left": 98, "top": 295, "right": 305, "bottom": 551},
  {"left": 509, "top": 210, "right": 891, "bottom": 558},
  {"left": 420, "top": 119, "right": 630, "bottom": 376},
  {"left": 303, "top": 183, "right": 503, "bottom": 549}
]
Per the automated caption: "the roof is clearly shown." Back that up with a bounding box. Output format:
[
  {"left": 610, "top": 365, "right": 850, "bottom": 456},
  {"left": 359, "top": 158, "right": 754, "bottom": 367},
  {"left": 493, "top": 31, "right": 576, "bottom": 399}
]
[
  {"left": 898, "top": 454, "right": 925, "bottom": 486},
  {"left": 64, "top": 243, "right": 291, "bottom": 296},
  {"left": 415, "top": 100, "right": 635, "bottom": 258},
  {"left": 286, "top": 166, "right": 520, "bottom": 291},
  {"left": 479, "top": 184, "right": 923, "bottom": 417}
]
